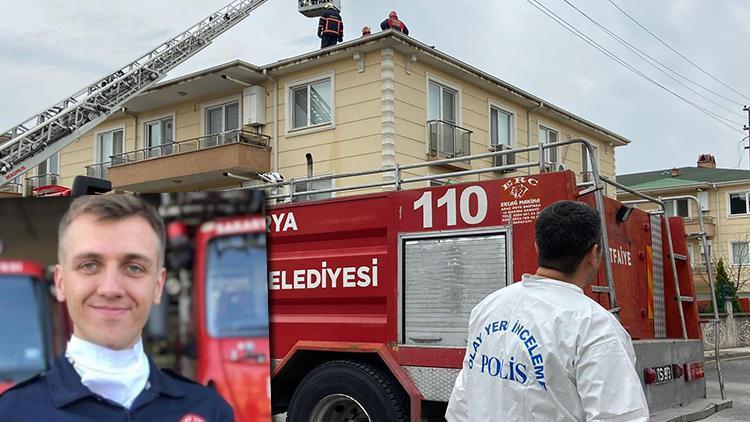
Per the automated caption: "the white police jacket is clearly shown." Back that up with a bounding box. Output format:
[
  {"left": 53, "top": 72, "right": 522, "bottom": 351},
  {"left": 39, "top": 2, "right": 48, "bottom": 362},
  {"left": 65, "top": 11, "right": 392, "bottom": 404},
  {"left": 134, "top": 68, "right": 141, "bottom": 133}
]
[{"left": 446, "top": 274, "right": 649, "bottom": 422}]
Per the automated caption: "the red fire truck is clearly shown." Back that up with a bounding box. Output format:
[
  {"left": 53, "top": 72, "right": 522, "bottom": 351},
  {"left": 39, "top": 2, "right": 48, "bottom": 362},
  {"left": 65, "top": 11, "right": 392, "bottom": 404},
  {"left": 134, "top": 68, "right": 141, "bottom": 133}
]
[
  {"left": 0, "top": 260, "right": 70, "bottom": 394},
  {"left": 152, "top": 192, "right": 271, "bottom": 421},
  {"left": 263, "top": 140, "right": 728, "bottom": 421}
]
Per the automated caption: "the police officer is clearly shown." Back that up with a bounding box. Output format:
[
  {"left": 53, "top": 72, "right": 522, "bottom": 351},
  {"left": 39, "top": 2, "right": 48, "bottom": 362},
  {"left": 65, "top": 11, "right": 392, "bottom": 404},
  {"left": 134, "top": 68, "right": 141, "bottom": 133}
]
[
  {"left": 318, "top": 3, "right": 343, "bottom": 49},
  {"left": 446, "top": 201, "right": 648, "bottom": 421},
  {"left": 380, "top": 10, "right": 409, "bottom": 35},
  {"left": 0, "top": 195, "right": 233, "bottom": 421}
]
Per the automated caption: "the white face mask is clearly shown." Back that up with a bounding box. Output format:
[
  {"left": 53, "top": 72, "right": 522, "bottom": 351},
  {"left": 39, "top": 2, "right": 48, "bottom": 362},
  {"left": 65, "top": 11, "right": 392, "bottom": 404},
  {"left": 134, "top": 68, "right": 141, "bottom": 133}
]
[{"left": 65, "top": 335, "right": 150, "bottom": 409}]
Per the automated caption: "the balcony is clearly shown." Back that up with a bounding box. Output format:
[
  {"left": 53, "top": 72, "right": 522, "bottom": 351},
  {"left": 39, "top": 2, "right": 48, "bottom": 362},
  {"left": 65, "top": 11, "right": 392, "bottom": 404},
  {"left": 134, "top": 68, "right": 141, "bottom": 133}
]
[
  {"left": 684, "top": 215, "right": 716, "bottom": 238},
  {"left": 0, "top": 182, "right": 22, "bottom": 197},
  {"left": 427, "top": 120, "right": 472, "bottom": 169},
  {"left": 25, "top": 173, "right": 63, "bottom": 196},
  {"left": 97, "top": 129, "right": 271, "bottom": 193}
]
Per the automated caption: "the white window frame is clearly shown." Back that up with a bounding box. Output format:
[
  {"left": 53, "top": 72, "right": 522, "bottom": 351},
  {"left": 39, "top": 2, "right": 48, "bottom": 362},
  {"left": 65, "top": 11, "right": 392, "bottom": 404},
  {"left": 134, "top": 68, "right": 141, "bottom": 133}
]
[
  {"left": 93, "top": 125, "right": 126, "bottom": 164},
  {"left": 425, "top": 74, "right": 464, "bottom": 156},
  {"left": 285, "top": 72, "right": 336, "bottom": 136},
  {"left": 200, "top": 95, "right": 242, "bottom": 137},
  {"left": 36, "top": 152, "right": 60, "bottom": 176},
  {"left": 426, "top": 74, "right": 463, "bottom": 125},
  {"left": 730, "top": 241, "right": 750, "bottom": 266},
  {"left": 580, "top": 140, "right": 599, "bottom": 183},
  {"left": 142, "top": 112, "right": 176, "bottom": 152},
  {"left": 665, "top": 198, "right": 691, "bottom": 218},
  {"left": 537, "top": 121, "right": 561, "bottom": 165},
  {"left": 488, "top": 100, "right": 516, "bottom": 149},
  {"left": 727, "top": 191, "right": 750, "bottom": 217}
]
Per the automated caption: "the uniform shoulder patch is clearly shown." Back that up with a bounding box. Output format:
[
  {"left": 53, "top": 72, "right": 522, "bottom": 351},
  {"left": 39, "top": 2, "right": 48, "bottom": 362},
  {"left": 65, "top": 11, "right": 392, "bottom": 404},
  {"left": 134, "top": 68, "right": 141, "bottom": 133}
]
[
  {"left": 161, "top": 369, "right": 201, "bottom": 386},
  {"left": 0, "top": 373, "right": 45, "bottom": 398}
]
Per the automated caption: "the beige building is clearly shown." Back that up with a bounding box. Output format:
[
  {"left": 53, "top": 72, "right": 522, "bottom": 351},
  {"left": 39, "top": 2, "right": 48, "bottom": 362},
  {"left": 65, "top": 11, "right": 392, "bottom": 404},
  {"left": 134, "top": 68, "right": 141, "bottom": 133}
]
[
  {"left": 617, "top": 154, "right": 750, "bottom": 300},
  {"left": 7, "top": 31, "right": 630, "bottom": 198}
]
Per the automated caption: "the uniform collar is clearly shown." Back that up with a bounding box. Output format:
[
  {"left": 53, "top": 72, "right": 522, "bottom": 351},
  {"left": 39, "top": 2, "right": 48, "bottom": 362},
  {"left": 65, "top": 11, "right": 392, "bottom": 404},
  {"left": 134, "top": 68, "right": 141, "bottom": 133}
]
[
  {"left": 47, "top": 353, "right": 186, "bottom": 408},
  {"left": 522, "top": 273, "right": 584, "bottom": 294}
]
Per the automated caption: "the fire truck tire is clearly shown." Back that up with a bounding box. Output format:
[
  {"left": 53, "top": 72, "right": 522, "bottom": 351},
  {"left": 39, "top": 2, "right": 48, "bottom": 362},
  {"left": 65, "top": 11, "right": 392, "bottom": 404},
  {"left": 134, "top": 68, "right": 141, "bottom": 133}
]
[{"left": 287, "top": 359, "right": 409, "bottom": 422}]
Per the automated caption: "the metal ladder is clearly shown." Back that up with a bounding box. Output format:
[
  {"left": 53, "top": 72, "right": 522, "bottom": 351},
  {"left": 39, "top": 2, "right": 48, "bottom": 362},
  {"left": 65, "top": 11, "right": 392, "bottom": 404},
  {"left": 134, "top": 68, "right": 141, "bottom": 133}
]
[
  {"left": 0, "top": 0, "right": 269, "bottom": 187},
  {"left": 247, "top": 138, "right": 621, "bottom": 315}
]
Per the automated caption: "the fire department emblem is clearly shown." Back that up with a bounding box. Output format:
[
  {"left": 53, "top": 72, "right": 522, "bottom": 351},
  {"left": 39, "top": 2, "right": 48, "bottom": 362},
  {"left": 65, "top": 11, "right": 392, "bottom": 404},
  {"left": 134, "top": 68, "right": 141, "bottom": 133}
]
[
  {"left": 510, "top": 184, "right": 529, "bottom": 199},
  {"left": 502, "top": 176, "right": 539, "bottom": 199},
  {"left": 179, "top": 414, "right": 206, "bottom": 422}
]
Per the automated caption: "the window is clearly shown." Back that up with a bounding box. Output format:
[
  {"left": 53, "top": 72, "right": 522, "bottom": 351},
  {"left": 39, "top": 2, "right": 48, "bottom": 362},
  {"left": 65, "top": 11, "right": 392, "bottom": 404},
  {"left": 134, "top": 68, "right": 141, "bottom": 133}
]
[
  {"left": 729, "top": 192, "right": 750, "bottom": 216},
  {"left": 490, "top": 105, "right": 513, "bottom": 148},
  {"left": 294, "top": 176, "right": 333, "bottom": 202},
  {"left": 581, "top": 144, "right": 598, "bottom": 183},
  {"left": 665, "top": 199, "right": 690, "bottom": 218},
  {"left": 428, "top": 80, "right": 458, "bottom": 124},
  {"left": 731, "top": 241, "right": 750, "bottom": 266},
  {"left": 427, "top": 79, "right": 469, "bottom": 158},
  {"left": 205, "top": 101, "right": 240, "bottom": 147},
  {"left": 145, "top": 117, "right": 174, "bottom": 158},
  {"left": 538, "top": 125, "right": 559, "bottom": 164},
  {"left": 97, "top": 128, "right": 124, "bottom": 164},
  {"left": 290, "top": 78, "right": 332, "bottom": 131}
]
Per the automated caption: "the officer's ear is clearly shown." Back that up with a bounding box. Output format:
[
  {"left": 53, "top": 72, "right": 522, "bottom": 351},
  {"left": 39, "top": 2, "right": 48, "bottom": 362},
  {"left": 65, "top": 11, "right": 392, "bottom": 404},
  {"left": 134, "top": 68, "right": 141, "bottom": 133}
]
[
  {"left": 153, "top": 267, "right": 167, "bottom": 305},
  {"left": 53, "top": 264, "right": 66, "bottom": 303}
]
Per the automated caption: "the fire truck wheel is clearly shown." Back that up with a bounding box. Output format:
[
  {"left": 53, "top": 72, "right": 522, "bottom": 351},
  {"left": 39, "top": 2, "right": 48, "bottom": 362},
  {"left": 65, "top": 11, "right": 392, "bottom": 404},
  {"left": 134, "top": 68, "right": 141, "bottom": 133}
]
[{"left": 287, "top": 359, "right": 409, "bottom": 422}]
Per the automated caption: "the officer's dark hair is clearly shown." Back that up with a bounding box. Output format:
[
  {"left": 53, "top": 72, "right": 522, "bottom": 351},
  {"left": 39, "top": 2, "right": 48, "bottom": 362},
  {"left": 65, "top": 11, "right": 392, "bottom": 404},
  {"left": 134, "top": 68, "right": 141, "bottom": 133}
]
[
  {"left": 58, "top": 195, "right": 166, "bottom": 267},
  {"left": 535, "top": 200, "right": 601, "bottom": 274}
]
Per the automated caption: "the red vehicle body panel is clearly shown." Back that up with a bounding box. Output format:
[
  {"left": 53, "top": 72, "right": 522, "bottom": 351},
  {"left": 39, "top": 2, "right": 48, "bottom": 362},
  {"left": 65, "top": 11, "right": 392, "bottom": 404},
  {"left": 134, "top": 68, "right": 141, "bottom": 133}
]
[
  {"left": 268, "top": 172, "right": 700, "bottom": 361},
  {"left": 193, "top": 215, "right": 270, "bottom": 421}
]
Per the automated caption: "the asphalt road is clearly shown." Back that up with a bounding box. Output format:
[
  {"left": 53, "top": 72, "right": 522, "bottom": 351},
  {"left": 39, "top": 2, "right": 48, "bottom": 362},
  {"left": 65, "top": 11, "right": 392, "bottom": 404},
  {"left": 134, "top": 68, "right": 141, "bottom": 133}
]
[{"left": 705, "top": 355, "right": 750, "bottom": 421}]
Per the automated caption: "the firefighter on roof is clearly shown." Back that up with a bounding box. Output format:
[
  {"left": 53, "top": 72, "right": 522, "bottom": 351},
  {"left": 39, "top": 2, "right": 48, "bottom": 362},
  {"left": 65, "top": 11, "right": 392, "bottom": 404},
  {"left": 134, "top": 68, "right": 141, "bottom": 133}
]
[
  {"left": 446, "top": 201, "right": 648, "bottom": 422},
  {"left": 318, "top": 3, "right": 344, "bottom": 49},
  {"left": 380, "top": 10, "right": 409, "bottom": 35}
]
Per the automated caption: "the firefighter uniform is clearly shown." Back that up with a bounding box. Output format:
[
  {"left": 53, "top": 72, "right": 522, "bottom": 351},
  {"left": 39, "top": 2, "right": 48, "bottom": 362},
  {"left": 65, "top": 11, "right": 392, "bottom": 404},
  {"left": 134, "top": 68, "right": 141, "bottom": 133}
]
[
  {"left": 446, "top": 274, "right": 649, "bottom": 422},
  {"left": 318, "top": 7, "right": 343, "bottom": 49},
  {"left": 0, "top": 355, "right": 234, "bottom": 421},
  {"left": 380, "top": 11, "right": 409, "bottom": 35}
]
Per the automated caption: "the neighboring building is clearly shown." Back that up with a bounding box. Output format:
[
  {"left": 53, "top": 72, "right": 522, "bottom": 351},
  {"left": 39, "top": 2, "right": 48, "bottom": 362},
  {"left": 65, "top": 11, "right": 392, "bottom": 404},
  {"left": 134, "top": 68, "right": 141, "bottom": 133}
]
[
  {"left": 617, "top": 154, "right": 750, "bottom": 300},
  {"left": 17, "top": 31, "right": 630, "bottom": 197}
]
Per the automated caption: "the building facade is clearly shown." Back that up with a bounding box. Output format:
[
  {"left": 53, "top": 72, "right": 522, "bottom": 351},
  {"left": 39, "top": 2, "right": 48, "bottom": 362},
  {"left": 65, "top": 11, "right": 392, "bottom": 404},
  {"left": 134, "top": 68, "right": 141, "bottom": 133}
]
[
  {"left": 7, "top": 31, "right": 630, "bottom": 198},
  {"left": 617, "top": 154, "right": 750, "bottom": 301}
]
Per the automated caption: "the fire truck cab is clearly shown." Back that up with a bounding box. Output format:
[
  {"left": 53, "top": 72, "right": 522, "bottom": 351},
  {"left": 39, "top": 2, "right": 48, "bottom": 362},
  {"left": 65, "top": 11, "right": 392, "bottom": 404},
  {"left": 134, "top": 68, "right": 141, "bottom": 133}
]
[
  {"left": 264, "top": 140, "right": 728, "bottom": 421},
  {"left": 150, "top": 192, "right": 271, "bottom": 421}
]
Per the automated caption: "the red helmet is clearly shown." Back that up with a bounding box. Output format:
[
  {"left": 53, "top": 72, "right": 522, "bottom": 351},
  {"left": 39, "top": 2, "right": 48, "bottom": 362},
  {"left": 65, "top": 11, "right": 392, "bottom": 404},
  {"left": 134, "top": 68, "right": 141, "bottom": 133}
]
[{"left": 389, "top": 10, "right": 398, "bottom": 19}]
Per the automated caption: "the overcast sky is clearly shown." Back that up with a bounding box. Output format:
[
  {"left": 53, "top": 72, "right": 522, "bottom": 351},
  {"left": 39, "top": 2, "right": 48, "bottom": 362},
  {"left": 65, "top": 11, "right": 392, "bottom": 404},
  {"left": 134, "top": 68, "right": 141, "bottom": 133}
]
[{"left": 1, "top": 0, "right": 749, "bottom": 174}]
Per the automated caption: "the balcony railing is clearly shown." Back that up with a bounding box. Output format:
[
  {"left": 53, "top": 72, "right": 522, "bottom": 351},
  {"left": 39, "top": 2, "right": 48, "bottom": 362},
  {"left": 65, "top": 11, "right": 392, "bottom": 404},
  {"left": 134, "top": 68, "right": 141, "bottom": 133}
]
[
  {"left": 110, "top": 129, "right": 270, "bottom": 167},
  {"left": 86, "top": 162, "right": 112, "bottom": 180},
  {"left": 0, "top": 182, "right": 22, "bottom": 194},
  {"left": 26, "top": 173, "right": 60, "bottom": 189},
  {"left": 427, "top": 120, "right": 472, "bottom": 159}
]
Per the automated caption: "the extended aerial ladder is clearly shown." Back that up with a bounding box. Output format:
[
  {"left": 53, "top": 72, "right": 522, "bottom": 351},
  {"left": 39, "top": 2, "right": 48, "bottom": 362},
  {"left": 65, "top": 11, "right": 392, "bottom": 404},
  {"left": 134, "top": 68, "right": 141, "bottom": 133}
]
[{"left": 0, "top": 0, "right": 271, "bottom": 187}]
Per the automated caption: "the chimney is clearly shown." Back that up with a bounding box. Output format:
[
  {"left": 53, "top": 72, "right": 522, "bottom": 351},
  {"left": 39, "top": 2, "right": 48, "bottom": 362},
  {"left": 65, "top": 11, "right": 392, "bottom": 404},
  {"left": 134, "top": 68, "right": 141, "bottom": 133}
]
[
  {"left": 697, "top": 154, "right": 716, "bottom": 169},
  {"left": 670, "top": 168, "right": 680, "bottom": 177}
]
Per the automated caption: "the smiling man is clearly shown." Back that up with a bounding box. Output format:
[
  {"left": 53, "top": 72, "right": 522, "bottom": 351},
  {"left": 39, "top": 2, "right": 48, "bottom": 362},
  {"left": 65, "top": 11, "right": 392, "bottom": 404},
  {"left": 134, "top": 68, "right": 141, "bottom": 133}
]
[{"left": 0, "top": 195, "right": 233, "bottom": 421}]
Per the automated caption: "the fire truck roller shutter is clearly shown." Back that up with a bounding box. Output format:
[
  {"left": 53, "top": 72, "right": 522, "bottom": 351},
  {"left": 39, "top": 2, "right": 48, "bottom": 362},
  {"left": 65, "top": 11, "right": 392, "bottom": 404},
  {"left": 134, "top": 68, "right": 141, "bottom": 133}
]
[
  {"left": 286, "top": 360, "right": 408, "bottom": 422},
  {"left": 403, "top": 232, "right": 508, "bottom": 347}
]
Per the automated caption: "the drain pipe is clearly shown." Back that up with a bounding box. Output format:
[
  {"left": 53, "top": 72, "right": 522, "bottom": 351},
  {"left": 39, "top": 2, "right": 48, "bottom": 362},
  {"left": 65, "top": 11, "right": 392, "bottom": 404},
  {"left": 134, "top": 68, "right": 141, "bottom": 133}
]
[
  {"left": 527, "top": 102, "right": 544, "bottom": 173},
  {"left": 263, "top": 69, "right": 280, "bottom": 173},
  {"left": 120, "top": 107, "right": 138, "bottom": 149}
]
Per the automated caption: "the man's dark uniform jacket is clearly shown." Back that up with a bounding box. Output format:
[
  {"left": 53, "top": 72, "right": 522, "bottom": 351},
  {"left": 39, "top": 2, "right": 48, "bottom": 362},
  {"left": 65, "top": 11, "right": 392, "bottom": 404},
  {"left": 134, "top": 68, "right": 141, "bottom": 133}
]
[{"left": 0, "top": 355, "right": 234, "bottom": 421}]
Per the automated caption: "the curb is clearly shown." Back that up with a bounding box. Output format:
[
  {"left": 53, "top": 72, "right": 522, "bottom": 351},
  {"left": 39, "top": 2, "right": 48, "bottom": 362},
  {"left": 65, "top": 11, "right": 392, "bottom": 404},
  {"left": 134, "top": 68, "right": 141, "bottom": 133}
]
[{"left": 704, "top": 351, "right": 750, "bottom": 362}]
